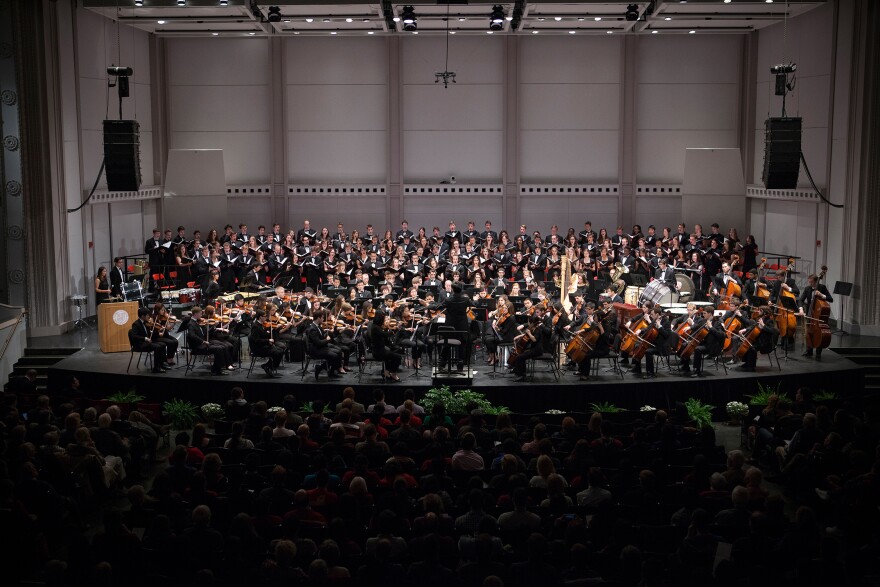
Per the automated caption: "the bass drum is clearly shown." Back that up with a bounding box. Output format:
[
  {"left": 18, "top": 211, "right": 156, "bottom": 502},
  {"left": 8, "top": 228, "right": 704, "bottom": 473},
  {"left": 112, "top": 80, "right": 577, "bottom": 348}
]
[
  {"left": 639, "top": 280, "right": 677, "bottom": 306},
  {"left": 675, "top": 273, "right": 696, "bottom": 303},
  {"left": 625, "top": 286, "right": 644, "bottom": 306}
]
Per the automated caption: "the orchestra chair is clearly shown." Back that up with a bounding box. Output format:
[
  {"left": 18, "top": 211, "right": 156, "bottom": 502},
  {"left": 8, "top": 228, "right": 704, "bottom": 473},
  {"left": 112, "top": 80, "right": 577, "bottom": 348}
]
[
  {"left": 245, "top": 345, "right": 274, "bottom": 379},
  {"left": 761, "top": 334, "right": 783, "bottom": 371},
  {"left": 709, "top": 352, "right": 729, "bottom": 375},
  {"left": 180, "top": 321, "right": 210, "bottom": 375},
  {"left": 301, "top": 333, "right": 334, "bottom": 381},
  {"left": 589, "top": 351, "right": 625, "bottom": 380},
  {"left": 528, "top": 335, "right": 561, "bottom": 382},
  {"left": 355, "top": 329, "right": 384, "bottom": 382},
  {"left": 126, "top": 330, "right": 154, "bottom": 373}
]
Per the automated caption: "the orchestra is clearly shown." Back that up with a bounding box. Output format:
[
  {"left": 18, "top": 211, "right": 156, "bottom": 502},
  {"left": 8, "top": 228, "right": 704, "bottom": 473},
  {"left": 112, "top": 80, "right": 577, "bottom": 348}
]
[{"left": 122, "top": 217, "right": 832, "bottom": 382}]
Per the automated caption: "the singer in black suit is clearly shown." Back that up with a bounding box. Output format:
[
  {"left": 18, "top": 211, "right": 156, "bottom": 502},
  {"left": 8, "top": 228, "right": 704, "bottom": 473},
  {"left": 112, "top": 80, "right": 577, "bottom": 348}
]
[{"left": 110, "top": 257, "right": 126, "bottom": 297}]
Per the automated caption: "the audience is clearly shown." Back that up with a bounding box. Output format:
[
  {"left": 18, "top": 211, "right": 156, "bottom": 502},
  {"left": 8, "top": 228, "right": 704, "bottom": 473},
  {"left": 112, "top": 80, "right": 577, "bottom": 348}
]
[{"left": 2, "top": 383, "right": 878, "bottom": 587}]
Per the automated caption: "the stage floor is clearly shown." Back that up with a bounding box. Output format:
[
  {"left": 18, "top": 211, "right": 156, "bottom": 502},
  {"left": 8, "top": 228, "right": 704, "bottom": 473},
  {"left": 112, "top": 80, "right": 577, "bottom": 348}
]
[{"left": 45, "top": 326, "right": 869, "bottom": 416}]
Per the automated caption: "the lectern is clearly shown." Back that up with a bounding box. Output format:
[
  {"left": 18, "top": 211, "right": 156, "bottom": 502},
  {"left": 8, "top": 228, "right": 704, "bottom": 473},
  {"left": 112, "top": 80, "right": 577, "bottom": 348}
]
[{"left": 98, "top": 302, "right": 138, "bottom": 353}]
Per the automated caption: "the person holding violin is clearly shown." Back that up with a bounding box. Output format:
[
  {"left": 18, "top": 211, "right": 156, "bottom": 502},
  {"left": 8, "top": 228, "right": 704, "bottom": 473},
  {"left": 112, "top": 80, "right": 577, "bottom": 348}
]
[
  {"left": 368, "top": 310, "right": 403, "bottom": 382},
  {"left": 129, "top": 307, "right": 171, "bottom": 373},
  {"left": 484, "top": 297, "right": 516, "bottom": 366},
  {"left": 391, "top": 305, "right": 427, "bottom": 369},
  {"left": 203, "top": 305, "right": 240, "bottom": 365},
  {"left": 186, "top": 306, "right": 232, "bottom": 376},
  {"left": 509, "top": 314, "right": 547, "bottom": 382},
  {"left": 149, "top": 303, "right": 179, "bottom": 367},
  {"left": 735, "top": 307, "right": 779, "bottom": 371},
  {"left": 306, "top": 307, "right": 344, "bottom": 379},
  {"left": 799, "top": 272, "right": 833, "bottom": 359},
  {"left": 249, "top": 309, "right": 285, "bottom": 378},
  {"left": 228, "top": 293, "right": 255, "bottom": 338}
]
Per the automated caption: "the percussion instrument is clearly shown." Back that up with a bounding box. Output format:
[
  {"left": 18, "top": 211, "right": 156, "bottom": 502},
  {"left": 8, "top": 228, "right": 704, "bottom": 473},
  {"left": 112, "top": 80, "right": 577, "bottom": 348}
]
[
  {"left": 178, "top": 288, "right": 201, "bottom": 305},
  {"left": 624, "top": 286, "right": 644, "bottom": 306},
  {"left": 71, "top": 295, "right": 88, "bottom": 307},
  {"left": 665, "top": 307, "right": 689, "bottom": 316},
  {"left": 675, "top": 273, "right": 696, "bottom": 302},
  {"left": 639, "top": 280, "right": 676, "bottom": 306},
  {"left": 692, "top": 301, "right": 714, "bottom": 309}
]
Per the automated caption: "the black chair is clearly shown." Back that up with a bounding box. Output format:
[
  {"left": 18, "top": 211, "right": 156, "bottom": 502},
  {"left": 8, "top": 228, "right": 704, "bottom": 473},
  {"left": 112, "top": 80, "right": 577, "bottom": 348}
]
[
  {"left": 529, "top": 336, "right": 561, "bottom": 381},
  {"left": 592, "top": 351, "right": 625, "bottom": 379},
  {"left": 246, "top": 337, "right": 274, "bottom": 378},
  {"left": 126, "top": 330, "right": 153, "bottom": 373},
  {"left": 356, "top": 328, "right": 384, "bottom": 382}
]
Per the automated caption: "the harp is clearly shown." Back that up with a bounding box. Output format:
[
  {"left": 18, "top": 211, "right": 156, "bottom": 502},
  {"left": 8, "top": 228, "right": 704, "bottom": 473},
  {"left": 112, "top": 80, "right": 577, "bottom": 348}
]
[{"left": 560, "top": 254, "right": 573, "bottom": 314}]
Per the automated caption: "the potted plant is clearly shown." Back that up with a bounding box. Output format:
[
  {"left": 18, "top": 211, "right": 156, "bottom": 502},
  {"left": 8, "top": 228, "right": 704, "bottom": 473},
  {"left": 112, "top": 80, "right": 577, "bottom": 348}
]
[
  {"left": 200, "top": 403, "right": 225, "bottom": 428},
  {"left": 421, "top": 386, "right": 509, "bottom": 418},
  {"left": 684, "top": 398, "right": 715, "bottom": 430},
  {"left": 163, "top": 398, "right": 199, "bottom": 432},
  {"left": 725, "top": 401, "right": 749, "bottom": 426},
  {"left": 107, "top": 390, "right": 146, "bottom": 418}
]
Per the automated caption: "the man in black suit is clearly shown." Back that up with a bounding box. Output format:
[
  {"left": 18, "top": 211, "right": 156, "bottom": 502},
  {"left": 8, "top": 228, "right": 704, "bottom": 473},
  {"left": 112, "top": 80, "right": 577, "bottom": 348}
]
[
  {"left": 654, "top": 258, "right": 677, "bottom": 290},
  {"left": 736, "top": 307, "right": 779, "bottom": 371},
  {"left": 110, "top": 257, "right": 126, "bottom": 297},
  {"left": 438, "top": 282, "right": 473, "bottom": 370},
  {"left": 129, "top": 308, "right": 169, "bottom": 374},
  {"left": 463, "top": 220, "right": 480, "bottom": 243},
  {"left": 799, "top": 272, "right": 833, "bottom": 359},
  {"left": 395, "top": 220, "right": 414, "bottom": 243},
  {"left": 144, "top": 229, "right": 165, "bottom": 289},
  {"left": 296, "top": 219, "right": 317, "bottom": 245},
  {"left": 249, "top": 310, "right": 284, "bottom": 378},
  {"left": 680, "top": 308, "right": 726, "bottom": 377},
  {"left": 480, "top": 220, "right": 498, "bottom": 244},
  {"left": 186, "top": 306, "right": 231, "bottom": 376},
  {"left": 444, "top": 221, "right": 462, "bottom": 245},
  {"left": 305, "top": 308, "right": 342, "bottom": 379},
  {"left": 712, "top": 261, "right": 742, "bottom": 296}
]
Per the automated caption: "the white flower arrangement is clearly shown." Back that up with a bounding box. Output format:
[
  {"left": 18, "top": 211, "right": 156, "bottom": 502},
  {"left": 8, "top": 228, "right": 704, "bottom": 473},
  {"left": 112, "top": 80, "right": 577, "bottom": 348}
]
[
  {"left": 640, "top": 405, "right": 657, "bottom": 412},
  {"left": 200, "top": 403, "right": 225, "bottom": 419},
  {"left": 726, "top": 401, "right": 749, "bottom": 418},
  {"left": 545, "top": 409, "right": 565, "bottom": 415},
  {"left": 266, "top": 406, "right": 283, "bottom": 414}
]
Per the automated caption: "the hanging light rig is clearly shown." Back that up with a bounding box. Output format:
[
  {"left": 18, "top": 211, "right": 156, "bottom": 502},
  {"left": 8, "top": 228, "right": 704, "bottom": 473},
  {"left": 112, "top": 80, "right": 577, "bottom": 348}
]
[{"left": 435, "top": 4, "right": 456, "bottom": 88}]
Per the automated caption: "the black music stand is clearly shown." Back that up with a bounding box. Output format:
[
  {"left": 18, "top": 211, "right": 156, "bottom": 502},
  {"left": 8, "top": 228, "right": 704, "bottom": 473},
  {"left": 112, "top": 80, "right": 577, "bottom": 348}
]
[{"left": 832, "top": 281, "right": 853, "bottom": 336}]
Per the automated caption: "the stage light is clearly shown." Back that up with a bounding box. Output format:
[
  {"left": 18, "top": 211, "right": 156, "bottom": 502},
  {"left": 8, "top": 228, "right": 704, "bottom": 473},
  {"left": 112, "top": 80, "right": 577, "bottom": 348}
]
[
  {"left": 177, "top": 0, "right": 185, "bottom": 6},
  {"left": 267, "top": 6, "right": 282, "bottom": 22},
  {"left": 305, "top": 18, "right": 313, "bottom": 22},
  {"left": 219, "top": 0, "right": 228, "bottom": 5},
  {"left": 134, "top": 0, "right": 143, "bottom": 6},
  {"left": 157, "top": 20, "right": 165, "bottom": 24},
  {"left": 490, "top": 5, "right": 505, "bottom": 31},
  {"left": 401, "top": 6, "right": 417, "bottom": 32},
  {"left": 625, "top": 4, "right": 639, "bottom": 21}
]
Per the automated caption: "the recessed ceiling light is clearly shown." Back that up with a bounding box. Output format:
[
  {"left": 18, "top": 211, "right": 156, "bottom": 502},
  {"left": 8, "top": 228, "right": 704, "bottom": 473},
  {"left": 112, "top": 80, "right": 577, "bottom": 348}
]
[
  {"left": 538, "top": 17, "right": 545, "bottom": 21},
  {"left": 766, "top": 0, "right": 773, "bottom": 3},
  {"left": 651, "top": 30, "right": 658, "bottom": 33},
  {"left": 450, "top": 31, "right": 456, "bottom": 34},
  {"left": 212, "top": 32, "right": 219, "bottom": 36},
  {"left": 487, "top": 30, "right": 493, "bottom": 34},
  {"left": 578, "top": 18, "right": 584, "bottom": 22},
  {"left": 134, "top": 0, "right": 143, "bottom": 6},
  {"left": 305, "top": 18, "right": 313, "bottom": 22},
  {"left": 293, "top": 31, "right": 299, "bottom": 35},
  {"left": 323, "top": 18, "right": 330, "bottom": 23},
  {"left": 367, "top": 31, "right": 374, "bottom": 35},
  {"left": 248, "top": 32, "right": 256, "bottom": 35},
  {"left": 346, "top": 18, "right": 353, "bottom": 23},
  {"left": 157, "top": 20, "right": 165, "bottom": 24},
  {"left": 606, "top": 30, "right": 613, "bottom": 34},
  {"left": 594, "top": 17, "right": 602, "bottom": 21},
  {"left": 568, "top": 30, "right": 576, "bottom": 34},
  {"left": 689, "top": 30, "right": 696, "bottom": 34},
  {"left": 393, "top": 16, "right": 400, "bottom": 22},
  {"left": 363, "top": 19, "right": 369, "bottom": 22},
  {"left": 219, "top": 0, "right": 227, "bottom": 5},
  {"left": 506, "top": 16, "right": 513, "bottom": 21},
  {"left": 532, "top": 30, "right": 539, "bottom": 34},
  {"left": 330, "top": 31, "right": 337, "bottom": 35},
  {"left": 412, "top": 31, "right": 418, "bottom": 34},
  {"left": 724, "top": 0, "right": 732, "bottom": 3},
  {"left": 664, "top": 17, "right": 672, "bottom": 21},
  {"left": 458, "top": 17, "right": 466, "bottom": 21},
  {"left": 284, "top": 19, "right": 290, "bottom": 23},
  {"left": 554, "top": 16, "right": 562, "bottom": 21}
]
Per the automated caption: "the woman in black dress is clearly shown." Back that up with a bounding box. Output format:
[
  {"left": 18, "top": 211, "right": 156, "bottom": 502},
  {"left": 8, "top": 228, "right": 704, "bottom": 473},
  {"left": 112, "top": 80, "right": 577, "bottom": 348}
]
[
  {"left": 95, "top": 266, "right": 111, "bottom": 306},
  {"left": 368, "top": 311, "right": 402, "bottom": 382}
]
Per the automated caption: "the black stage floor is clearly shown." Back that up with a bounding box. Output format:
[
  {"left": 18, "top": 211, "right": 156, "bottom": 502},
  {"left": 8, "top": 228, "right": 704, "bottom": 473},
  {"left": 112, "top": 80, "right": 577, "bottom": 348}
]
[{"left": 44, "top": 327, "right": 869, "bottom": 416}]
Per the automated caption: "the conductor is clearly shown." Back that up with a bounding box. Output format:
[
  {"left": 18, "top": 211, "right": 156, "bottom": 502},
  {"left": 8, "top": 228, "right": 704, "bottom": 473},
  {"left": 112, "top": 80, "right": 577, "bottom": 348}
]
[{"left": 439, "top": 282, "right": 473, "bottom": 371}]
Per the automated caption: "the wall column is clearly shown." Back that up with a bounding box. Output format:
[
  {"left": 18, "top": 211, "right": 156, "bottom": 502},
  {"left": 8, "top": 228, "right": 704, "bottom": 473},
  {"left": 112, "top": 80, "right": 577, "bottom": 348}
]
[
  {"left": 503, "top": 35, "right": 519, "bottom": 230},
  {"left": 618, "top": 34, "right": 637, "bottom": 228}
]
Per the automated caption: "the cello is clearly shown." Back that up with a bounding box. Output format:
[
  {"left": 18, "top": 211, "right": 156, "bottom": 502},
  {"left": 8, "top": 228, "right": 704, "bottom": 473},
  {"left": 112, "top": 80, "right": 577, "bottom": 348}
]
[
  {"left": 619, "top": 311, "right": 650, "bottom": 355},
  {"left": 753, "top": 258, "right": 771, "bottom": 303},
  {"left": 805, "top": 265, "right": 832, "bottom": 352},
  {"left": 629, "top": 315, "right": 660, "bottom": 361},
  {"left": 776, "top": 258, "right": 798, "bottom": 339}
]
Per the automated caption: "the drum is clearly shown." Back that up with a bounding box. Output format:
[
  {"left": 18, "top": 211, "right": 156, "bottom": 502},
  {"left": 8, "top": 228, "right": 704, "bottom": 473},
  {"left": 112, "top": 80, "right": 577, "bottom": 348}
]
[
  {"left": 179, "top": 288, "right": 200, "bottom": 305},
  {"left": 662, "top": 302, "right": 688, "bottom": 310},
  {"left": 675, "top": 273, "right": 696, "bottom": 302},
  {"left": 666, "top": 307, "right": 689, "bottom": 317},
  {"left": 639, "top": 280, "right": 676, "bottom": 305},
  {"left": 692, "top": 301, "right": 714, "bottom": 309},
  {"left": 71, "top": 295, "right": 88, "bottom": 307},
  {"left": 624, "top": 286, "right": 643, "bottom": 306}
]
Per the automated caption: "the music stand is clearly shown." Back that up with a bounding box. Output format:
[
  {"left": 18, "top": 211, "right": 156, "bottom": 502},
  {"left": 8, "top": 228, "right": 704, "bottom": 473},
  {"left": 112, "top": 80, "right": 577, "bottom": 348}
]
[
  {"left": 832, "top": 281, "right": 853, "bottom": 336},
  {"left": 630, "top": 274, "right": 649, "bottom": 287}
]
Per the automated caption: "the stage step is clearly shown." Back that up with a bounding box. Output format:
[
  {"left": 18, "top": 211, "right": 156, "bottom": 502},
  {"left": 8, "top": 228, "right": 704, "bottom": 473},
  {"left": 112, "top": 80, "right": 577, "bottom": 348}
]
[
  {"left": 4, "top": 347, "right": 80, "bottom": 394},
  {"left": 831, "top": 346, "right": 880, "bottom": 391}
]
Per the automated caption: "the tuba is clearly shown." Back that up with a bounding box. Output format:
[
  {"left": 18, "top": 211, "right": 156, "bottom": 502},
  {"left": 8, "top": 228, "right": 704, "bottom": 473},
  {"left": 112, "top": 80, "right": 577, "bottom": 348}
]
[
  {"left": 611, "top": 279, "right": 627, "bottom": 296},
  {"left": 609, "top": 262, "right": 629, "bottom": 282}
]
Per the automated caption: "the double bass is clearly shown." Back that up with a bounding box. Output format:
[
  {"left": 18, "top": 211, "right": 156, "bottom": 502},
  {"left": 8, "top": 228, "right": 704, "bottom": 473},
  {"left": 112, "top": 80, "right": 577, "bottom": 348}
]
[
  {"left": 752, "top": 258, "right": 771, "bottom": 303},
  {"left": 805, "top": 265, "right": 832, "bottom": 351}
]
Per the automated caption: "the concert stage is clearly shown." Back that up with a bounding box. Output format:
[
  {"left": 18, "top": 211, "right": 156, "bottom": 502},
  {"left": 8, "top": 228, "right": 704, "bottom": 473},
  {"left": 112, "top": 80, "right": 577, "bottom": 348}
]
[{"left": 46, "top": 331, "right": 866, "bottom": 417}]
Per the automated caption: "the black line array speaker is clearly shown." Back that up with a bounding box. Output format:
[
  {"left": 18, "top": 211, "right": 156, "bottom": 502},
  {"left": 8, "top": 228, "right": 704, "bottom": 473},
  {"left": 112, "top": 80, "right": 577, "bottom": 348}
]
[
  {"left": 103, "top": 119, "right": 142, "bottom": 192},
  {"left": 762, "top": 117, "right": 802, "bottom": 190}
]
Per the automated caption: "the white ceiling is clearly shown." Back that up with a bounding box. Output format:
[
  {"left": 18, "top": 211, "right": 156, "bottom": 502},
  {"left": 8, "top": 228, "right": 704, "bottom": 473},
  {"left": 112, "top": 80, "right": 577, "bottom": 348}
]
[{"left": 84, "top": 1, "right": 826, "bottom": 37}]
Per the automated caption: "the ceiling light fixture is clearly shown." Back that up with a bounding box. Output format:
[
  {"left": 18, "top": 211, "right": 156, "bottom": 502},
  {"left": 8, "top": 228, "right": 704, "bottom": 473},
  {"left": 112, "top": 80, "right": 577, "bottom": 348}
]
[
  {"left": 346, "top": 18, "right": 353, "bottom": 23},
  {"left": 606, "top": 30, "right": 613, "bottom": 34},
  {"left": 487, "top": 31, "right": 494, "bottom": 34},
  {"left": 625, "top": 4, "right": 639, "bottom": 21},
  {"left": 594, "top": 17, "right": 602, "bottom": 21},
  {"left": 450, "top": 31, "right": 456, "bottom": 34},
  {"left": 248, "top": 32, "right": 256, "bottom": 35},
  {"left": 267, "top": 6, "right": 282, "bottom": 22},
  {"left": 401, "top": 6, "right": 417, "bottom": 31},
  {"left": 305, "top": 18, "right": 313, "bottom": 23},
  {"left": 490, "top": 5, "right": 505, "bottom": 31},
  {"left": 212, "top": 32, "right": 219, "bottom": 36},
  {"left": 569, "top": 30, "right": 576, "bottom": 34},
  {"left": 435, "top": 2, "right": 456, "bottom": 88},
  {"left": 219, "top": 0, "right": 228, "bottom": 5},
  {"left": 532, "top": 30, "right": 539, "bottom": 34},
  {"left": 665, "top": 17, "right": 672, "bottom": 21},
  {"left": 157, "top": 20, "right": 165, "bottom": 24},
  {"left": 724, "top": 0, "right": 732, "bottom": 3},
  {"left": 134, "top": 0, "right": 143, "bottom": 6},
  {"left": 689, "top": 30, "right": 696, "bottom": 34},
  {"left": 368, "top": 31, "right": 374, "bottom": 35},
  {"left": 177, "top": 0, "right": 185, "bottom": 6},
  {"left": 330, "top": 31, "right": 337, "bottom": 35},
  {"left": 458, "top": 17, "right": 466, "bottom": 22},
  {"left": 651, "top": 30, "right": 658, "bottom": 34},
  {"left": 554, "top": 16, "right": 562, "bottom": 21}
]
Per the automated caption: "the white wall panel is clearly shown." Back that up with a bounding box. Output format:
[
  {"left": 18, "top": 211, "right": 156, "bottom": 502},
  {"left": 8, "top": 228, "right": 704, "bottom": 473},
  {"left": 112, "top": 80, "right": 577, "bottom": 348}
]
[
  {"left": 286, "top": 37, "right": 388, "bottom": 85},
  {"left": 167, "top": 38, "right": 270, "bottom": 86},
  {"left": 402, "top": 197, "right": 503, "bottom": 232},
  {"left": 403, "top": 84, "right": 503, "bottom": 131},
  {"left": 763, "top": 199, "right": 818, "bottom": 280},
  {"left": 170, "top": 86, "right": 270, "bottom": 132},
  {"left": 638, "top": 36, "right": 741, "bottom": 84},
  {"left": 520, "top": 131, "right": 619, "bottom": 183},
  {"left": 288, "top": 197, "right": 388, "bottom": 233},
  {"left": 288, "top": 132, "right": 387, "bottom": 183},
  {"left": 110, "top": 201, "right": 147, "bottom": 257},
  {"left": 403, "top": 131, "right": 503, "bottom": 183},
  {"left": 288, "top": 85, "right": 387, "bottom": 131},
  {"left": 634, "top": 197, "right": 682, "bottom": 236},
  {"left": 520, "top": 84, "right": 620, "bottom": 130},
  {"left": 227, "top": 197, "right": 273, "bottom": 231},
  {"left": 637, "top": 130, "right": 738, "bottom": 184},
  {"left": 401, "top": 36, "right": 503, "bottom": 85},
  {"left": 519, "top": 36, "right": 622, "bottom": 84},
  {"left": 637, "top": 84, "right": 738, "bottom": 131},
  {"left": 173, "top": 132, "right": 270, "bottom": 185},
  {"left": 91, "top": 204, "right": 111, "bottom": 273},
  {"left": 519, "top": 197, "right": 618, "bottom": 234}
]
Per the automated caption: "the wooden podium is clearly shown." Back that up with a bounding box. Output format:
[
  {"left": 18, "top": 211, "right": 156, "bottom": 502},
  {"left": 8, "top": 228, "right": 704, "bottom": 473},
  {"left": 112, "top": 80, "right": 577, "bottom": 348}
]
[{"left": 98, "top": 302, "right": 138, "bottom": 353}]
